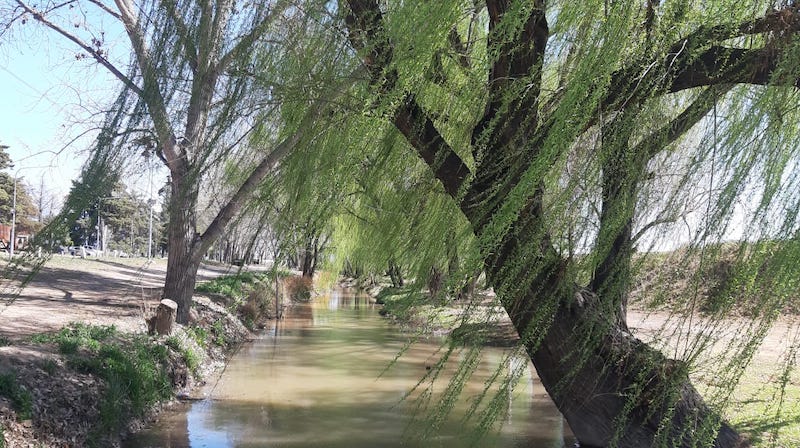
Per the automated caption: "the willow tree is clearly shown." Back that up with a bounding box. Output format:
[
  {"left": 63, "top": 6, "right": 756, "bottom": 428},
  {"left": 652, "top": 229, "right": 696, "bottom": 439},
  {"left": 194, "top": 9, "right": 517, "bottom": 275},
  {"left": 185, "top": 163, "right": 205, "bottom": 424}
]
[
  {"left": 332, "top": 1, "right": 800, "bottom": 446},
  {"left": 2, "top": 0, "right": 319, "bottom": 322}
]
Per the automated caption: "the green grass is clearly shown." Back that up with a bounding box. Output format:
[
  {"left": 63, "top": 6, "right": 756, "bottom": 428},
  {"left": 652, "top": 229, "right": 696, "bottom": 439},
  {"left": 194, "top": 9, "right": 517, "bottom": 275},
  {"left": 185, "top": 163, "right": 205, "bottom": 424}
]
[
  {"left": 186, "top": 325, "right": 208, "bottom": 347},
  {"left": 0, "top": 371, "right": 33, "bottom": 421},
  {"left": 39, "top": 358, "right": 58, "bottom": 375},
  {"left": 166, "top": 336, "right": 200, "bottom": 376},
  {"left": 195, "top": 272, "right": 266, "bottom": 299},
  {"left": 211, "top": 320, "right": 227, "bottom": 346},
  {"left": 722, "top": 370, "right": 800, "bottom": 447},
  {"left": 30, "top": 323, "right": 173, "bottom": 443}
]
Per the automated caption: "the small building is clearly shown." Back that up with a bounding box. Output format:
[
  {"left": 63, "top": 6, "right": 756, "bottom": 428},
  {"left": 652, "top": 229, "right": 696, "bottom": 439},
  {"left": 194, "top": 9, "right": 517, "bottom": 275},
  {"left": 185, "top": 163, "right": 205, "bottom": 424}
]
[{"left": 0, "top": 224, "right": 30, "bottom": 252}]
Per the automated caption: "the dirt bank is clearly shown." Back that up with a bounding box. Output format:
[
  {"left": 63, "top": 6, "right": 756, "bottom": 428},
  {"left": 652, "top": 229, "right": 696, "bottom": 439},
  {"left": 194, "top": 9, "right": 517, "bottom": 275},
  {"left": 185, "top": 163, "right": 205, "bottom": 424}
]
[{"left": 0, "top": 256, "right": 261, "bottom": 447}]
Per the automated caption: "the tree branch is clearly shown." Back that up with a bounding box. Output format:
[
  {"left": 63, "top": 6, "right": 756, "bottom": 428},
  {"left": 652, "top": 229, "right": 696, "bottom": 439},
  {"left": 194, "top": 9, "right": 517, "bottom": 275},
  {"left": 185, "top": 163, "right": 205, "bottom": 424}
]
[
  {"left": 159, "top": 0, "right": 198, "bottom": 72},
  {"left": 113, "top": 0, "right": 181, "bottom": 170},
  {"left": 197, "top": 69, "right": 362, "bottom": 251},
  {"left": 634, "top": 85, "right": 733, "bottom": 160},
  {"left": 217, "top": 0, "right": 289, "bottom": 72},
  {"left": 667, "top": 46, "right": 798, "bottom": 92},
  {"left": 342, "top": 0, "right": 471, "bottom": 199},
  {"left": 667, "top": 5, "right": 800, "bottom": 56},
  {"left": 472, "top": 0, "right": 548, "bottom": 150},
  {"left": 86, "top": 0, "right": 121, "bottom": 21},
  {"left": 604, "top": 6, "right": 800, "bottom": 110},
  {"left": 14, "top": 0, "right": 140, "bottom": 96},
  {"left": 447, "top": 27, "right": 470, "bottom": 69}
]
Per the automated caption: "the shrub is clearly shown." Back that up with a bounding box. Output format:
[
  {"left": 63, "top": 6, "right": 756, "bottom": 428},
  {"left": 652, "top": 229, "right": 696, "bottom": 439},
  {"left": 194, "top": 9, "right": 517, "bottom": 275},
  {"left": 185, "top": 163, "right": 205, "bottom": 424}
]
[
  {"left": 238, "top": 287, "right": 274, "bottom": 329},
  {"left": 285, "top": 275, "right": 313, "bottom": 302}
]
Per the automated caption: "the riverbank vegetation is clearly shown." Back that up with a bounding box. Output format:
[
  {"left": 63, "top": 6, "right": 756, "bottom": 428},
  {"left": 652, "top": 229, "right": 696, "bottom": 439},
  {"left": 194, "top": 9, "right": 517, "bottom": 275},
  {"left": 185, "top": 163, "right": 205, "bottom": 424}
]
[{"left": 0, "top": 269, "right": 282, "bottom": 446}]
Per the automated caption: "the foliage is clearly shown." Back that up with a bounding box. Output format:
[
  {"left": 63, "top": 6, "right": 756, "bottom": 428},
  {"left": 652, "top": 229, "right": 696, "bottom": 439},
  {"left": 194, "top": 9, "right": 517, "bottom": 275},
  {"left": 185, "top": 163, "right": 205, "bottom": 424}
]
[
  {"left": 30, "top": 323, "right": 172, "bottom": 436},
  {"left": 0, "top": 148, "right": 40, "bottom": 234},
  {"left": 0, "top": 371, "right": 33, "bottom": 421},
  {"left": 64, "top": 181, "right": 158, "bottom": 253},
  {"left": 263, "top": 1, "right": 800, "bottom": 446},
  {"left": 186, "top": 325, "right": 208, "bottom": 348},
  {"left": 166, "top": 336, "right": 200, "bottom": 376}
]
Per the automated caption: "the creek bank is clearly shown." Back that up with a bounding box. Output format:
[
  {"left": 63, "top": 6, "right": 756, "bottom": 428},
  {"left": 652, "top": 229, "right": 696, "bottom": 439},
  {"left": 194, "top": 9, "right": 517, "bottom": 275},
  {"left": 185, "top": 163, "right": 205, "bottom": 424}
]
[
  {"left": 349, "top": 280, "right": 521, "bottom": 347},
  {"left": 0, "top": 275, "right": 278, "bottom": 447}
]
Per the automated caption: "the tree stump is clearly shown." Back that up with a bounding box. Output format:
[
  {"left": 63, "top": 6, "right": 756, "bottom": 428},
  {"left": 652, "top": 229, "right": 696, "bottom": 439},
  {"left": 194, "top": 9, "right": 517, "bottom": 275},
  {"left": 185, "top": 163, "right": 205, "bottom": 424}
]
[{"left": 149, "top": 299, "right": 178, "bottom": 336}]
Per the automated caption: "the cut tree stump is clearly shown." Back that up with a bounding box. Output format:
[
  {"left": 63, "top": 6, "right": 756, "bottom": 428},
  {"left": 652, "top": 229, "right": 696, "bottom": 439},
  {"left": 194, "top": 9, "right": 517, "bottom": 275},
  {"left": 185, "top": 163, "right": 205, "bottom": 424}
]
[{"left": 148, "top": 299, "right": 178, "bottom": 336}]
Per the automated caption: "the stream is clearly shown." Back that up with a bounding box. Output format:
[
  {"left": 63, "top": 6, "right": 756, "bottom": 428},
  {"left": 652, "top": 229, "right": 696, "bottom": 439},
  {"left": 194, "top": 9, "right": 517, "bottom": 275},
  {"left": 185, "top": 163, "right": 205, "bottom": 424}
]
[{"left": 125, "top": 289, "right": 571, "bottom": 447}]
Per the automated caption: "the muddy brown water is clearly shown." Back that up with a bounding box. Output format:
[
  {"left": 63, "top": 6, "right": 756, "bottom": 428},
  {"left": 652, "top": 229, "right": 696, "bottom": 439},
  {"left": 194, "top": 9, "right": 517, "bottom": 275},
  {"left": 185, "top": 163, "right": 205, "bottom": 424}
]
[{"left": 125, "top": 290, "right": 571, "bottom": 447}]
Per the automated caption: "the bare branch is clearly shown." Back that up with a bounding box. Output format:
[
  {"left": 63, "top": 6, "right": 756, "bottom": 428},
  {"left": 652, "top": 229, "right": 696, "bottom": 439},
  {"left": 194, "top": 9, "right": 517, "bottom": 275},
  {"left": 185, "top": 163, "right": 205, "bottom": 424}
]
[
  {"left": 112, "top": 0, "right": 181, "bottom": 169},
  {"left": 86, "top": 0, "right": 121, "bottom": 20},
  {"left": 13, "top": 0, "right": 141, "bottom": 96}
]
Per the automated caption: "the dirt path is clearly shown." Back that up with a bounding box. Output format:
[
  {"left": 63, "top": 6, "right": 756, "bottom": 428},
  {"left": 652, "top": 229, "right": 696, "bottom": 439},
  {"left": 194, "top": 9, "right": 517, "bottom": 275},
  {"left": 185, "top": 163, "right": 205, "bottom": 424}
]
[{"left": 0, "top": 255, "right": 237, "bottom": 339}]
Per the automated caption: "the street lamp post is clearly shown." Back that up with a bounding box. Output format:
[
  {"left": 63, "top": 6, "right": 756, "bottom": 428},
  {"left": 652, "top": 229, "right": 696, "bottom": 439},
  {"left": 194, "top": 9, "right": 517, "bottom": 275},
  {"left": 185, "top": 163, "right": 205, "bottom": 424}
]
[{"left": 10, "top": 177, "right": 17, "bottom": 257}]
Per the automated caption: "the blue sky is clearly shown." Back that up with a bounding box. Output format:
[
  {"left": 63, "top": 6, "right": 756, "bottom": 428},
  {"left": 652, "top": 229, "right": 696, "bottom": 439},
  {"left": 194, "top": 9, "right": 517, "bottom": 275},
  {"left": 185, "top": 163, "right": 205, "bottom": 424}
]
[{"left": 0, "top": 10, "right": 132, "bottom": 205}]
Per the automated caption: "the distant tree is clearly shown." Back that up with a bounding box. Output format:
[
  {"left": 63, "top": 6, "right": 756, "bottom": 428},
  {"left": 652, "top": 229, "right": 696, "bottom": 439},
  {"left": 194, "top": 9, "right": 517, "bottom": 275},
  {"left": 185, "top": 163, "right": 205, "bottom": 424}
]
[{"left": 0, "top": 147, "right": 40, "bottom": 236}]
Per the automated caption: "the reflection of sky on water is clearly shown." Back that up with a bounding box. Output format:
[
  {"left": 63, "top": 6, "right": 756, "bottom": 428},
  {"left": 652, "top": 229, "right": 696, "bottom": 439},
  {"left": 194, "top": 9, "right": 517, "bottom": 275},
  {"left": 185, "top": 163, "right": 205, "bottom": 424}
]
[
  {"left": 187, "top": 401, "right": 233, "bottom": 448},
  {"left": 327, "top": 289, "right": 340, "bottom": 310}
]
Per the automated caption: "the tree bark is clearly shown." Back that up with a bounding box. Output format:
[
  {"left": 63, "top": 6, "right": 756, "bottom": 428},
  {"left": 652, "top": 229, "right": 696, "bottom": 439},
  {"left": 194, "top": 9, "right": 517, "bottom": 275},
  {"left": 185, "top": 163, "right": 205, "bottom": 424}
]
[
  {"left": 482, "top": 206, "right": 748, "bottom": 447},
  {"left": 162, "top": 174, "right": 204, "bottom": 324},
  {"left": 528, "top": 288, "right": 745, "bottom": 447}
]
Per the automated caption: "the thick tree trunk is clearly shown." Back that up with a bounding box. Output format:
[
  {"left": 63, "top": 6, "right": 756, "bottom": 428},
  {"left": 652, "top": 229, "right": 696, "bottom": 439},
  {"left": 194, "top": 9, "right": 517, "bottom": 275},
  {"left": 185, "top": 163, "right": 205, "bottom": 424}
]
[
  {"left": 300, "top": 235, "right": 315, "bottom": 278},
  {"left": 484, "top": 214, "right": 748, "bottom": 448},
  {"left": 163, "top": 240, "right": 202, "bottom": 324},
  {"left": 524, "top": 289, "right": 746, "bottom": 447},
  {"left": 590, "top": 113, "right": 642, "bottom": 329},
  {"left": 388, "top": 259, "right": 404, "bottom": 288},
  {"left": 162, "top": 174, "right": 203, "bottom": 324}
]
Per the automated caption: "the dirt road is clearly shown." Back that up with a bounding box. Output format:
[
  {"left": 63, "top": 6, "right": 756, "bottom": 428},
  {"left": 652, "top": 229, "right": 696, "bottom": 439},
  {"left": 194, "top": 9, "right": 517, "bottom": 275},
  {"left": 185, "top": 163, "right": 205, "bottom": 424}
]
[{"left": 0, "top": 255, "right": 235, "bottom": 339}]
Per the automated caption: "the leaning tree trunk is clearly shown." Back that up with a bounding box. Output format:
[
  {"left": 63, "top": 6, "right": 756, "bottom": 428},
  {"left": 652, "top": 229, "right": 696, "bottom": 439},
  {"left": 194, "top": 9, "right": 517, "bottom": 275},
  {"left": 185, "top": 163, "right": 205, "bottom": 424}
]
[{"left": 483, "top": 208, "right": 748, "bottom": 448}]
